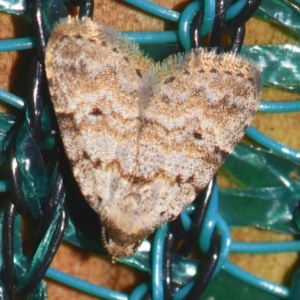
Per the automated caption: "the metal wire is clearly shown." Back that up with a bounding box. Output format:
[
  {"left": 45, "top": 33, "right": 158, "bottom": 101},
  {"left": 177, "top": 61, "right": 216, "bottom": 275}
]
[{"left": 0, "top": 0, "right": 299, "bottom": 299}]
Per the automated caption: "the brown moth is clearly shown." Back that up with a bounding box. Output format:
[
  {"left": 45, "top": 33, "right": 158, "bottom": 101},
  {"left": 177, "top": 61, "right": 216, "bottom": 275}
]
[{"left": 45, "top": 17, "right": 261, "bottom": 260}]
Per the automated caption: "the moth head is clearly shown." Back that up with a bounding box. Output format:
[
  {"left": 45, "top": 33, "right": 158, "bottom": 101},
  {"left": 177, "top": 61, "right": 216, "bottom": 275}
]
[{"left": 101, "top": 226, "right": 141, "bottom": 261}]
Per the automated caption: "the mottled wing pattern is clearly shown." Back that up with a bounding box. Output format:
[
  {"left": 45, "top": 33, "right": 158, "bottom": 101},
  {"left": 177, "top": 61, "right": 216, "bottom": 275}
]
[
  {"left": 136, "top": 50, "right": 261, "bottom": 231},
  {"left": 46, "top": 18, "right": 261, "bottom": 259},
  {"left": 45, "top": 18, "right": 151, "bottom": 230}
]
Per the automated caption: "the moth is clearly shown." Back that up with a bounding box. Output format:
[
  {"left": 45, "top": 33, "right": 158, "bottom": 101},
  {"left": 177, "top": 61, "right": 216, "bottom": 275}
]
[{"left": 45, "top": 17, "right": 261, "bottom": 260}]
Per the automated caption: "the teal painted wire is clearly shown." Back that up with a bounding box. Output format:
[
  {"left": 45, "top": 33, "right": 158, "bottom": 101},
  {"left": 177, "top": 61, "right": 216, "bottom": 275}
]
[
  {"left": 45, "top": 267, "right": 129, "bottom": 300},
  {"left": 225, "top": 0, "right": 247, "bottom": 20},
  {"left": 125, "top": 0, "right": 246, "bottom": 47},
  {"left": 0, "top": 180, "right": 10, "bottom": 192},
  {"left": 178, "top": 1, "right": 201, "bottom": 50},
  {"left": 173, "top": 281, "right": 194, "bottom": 300},
  {"left": 177, "top": 0, "right": 246, "bottom": 50},
  {"left": 0, "top": 2, "right": 249, "bottom": 51},
  {"left": 151, "top": 224, "right": 169, "bottom": 300},
  {"left": 259, "top": 100, "right": 300, "bottom": 113},
  {"left": 0, "top": 37, "right": 37, "bottom": 52},
  {"left": 180, "top": 210, "right": 192, "bottom": 230},
  {"left": 0, "top": 88, "right": 25, "bottom": 110},
  {"left": 178, "top": 187, "right": 231, "bottom": 275},
  {"left": 231, "top": 240, "right": 300, "bottom": 253},
  {"left": 129, "top": 283, "right": 150, "bottom": 300},
  {"left": 0, "top": 1, "right": 248, "bottom": 50},
  {"left": 214, "top": 215, "right": 231, "bottom": 275},
  {"left": 0, "top": 3, "right": 247, "bottom": 49},
  {"left": 173, "top": 255, "right": 290, "bottom": 300},
  {"left": 177, "top": 0, "right": 216, "bottom": 49},
  {"left": 123, "top": 31, "right": 179, "bottom": 44},
  {"left": 202, "top": 0, "right": 216, "bottom": 36},
  {"left": 224, "top": 261, "right": 290, "bottom": 298},
  {"left": 124, "top": 0, "right": 180, "bottom": 22},
  {"left": 2, "top": 1, "right": 299, "bottom": 299},
  {"left": 246, "top": 126, "right": 300, "bottom": 162}
]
